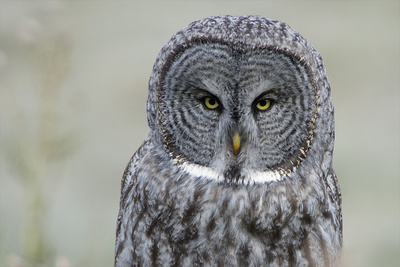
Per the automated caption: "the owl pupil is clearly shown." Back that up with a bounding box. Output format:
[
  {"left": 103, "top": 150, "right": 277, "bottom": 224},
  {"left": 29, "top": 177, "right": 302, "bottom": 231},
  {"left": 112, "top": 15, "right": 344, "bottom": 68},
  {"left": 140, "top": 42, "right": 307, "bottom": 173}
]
[
  {"left": 209, "top": 98, "right": 216, "bottom": 105},
  {"left": 259, "top": 100, "right": 267, "bottom": 106}
]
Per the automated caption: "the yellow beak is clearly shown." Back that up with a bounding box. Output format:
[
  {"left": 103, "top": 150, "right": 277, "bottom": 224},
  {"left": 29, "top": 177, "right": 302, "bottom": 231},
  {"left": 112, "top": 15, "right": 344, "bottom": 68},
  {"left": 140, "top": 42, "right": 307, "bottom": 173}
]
[{"left": 233, "top": 132, "right": 241, "bottom": 156}]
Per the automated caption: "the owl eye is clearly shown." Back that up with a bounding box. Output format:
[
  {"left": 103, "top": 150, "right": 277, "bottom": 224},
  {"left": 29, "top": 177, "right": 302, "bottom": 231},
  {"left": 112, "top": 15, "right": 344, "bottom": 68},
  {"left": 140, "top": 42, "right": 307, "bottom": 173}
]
[
  {"left": 203, "top": 96, "right": 220, "bottom": 110},
  {"left": 256, "top": 99, "right": 272, "bottom": 111}
]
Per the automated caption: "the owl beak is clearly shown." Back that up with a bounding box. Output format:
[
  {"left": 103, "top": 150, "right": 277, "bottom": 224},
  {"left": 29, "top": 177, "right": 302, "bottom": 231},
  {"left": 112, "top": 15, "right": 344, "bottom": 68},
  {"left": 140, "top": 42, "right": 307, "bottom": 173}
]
[{"left": 233, "top": 132, "right": 241, "bottom": 156}]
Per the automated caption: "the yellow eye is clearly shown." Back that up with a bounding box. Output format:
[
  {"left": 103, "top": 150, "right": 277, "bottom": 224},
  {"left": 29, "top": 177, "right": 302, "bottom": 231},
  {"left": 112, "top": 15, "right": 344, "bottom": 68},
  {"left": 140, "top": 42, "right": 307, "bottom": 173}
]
[
  {"left": 204, "top": 97, "right": 219, "bottom": 110},
  {"left": 256, "top": 99, "right": 271, "bottom": 111}
]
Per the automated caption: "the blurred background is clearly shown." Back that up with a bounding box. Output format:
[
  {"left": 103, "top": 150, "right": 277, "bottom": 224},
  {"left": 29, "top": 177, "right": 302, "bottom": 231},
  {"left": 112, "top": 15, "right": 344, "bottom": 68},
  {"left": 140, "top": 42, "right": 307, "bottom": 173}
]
[{"left": 0, "top": 1, "right": 398, "bottom": 266}]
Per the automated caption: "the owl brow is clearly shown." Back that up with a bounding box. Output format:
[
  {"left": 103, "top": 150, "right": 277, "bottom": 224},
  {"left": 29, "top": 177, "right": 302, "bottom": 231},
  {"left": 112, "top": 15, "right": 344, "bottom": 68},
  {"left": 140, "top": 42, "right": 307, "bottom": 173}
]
[
  {"left": 193, "top": 88, "right": 221, "bottom": 101},
  {"left": 253, "top": 89, "right": 279, "bottom": 103}
]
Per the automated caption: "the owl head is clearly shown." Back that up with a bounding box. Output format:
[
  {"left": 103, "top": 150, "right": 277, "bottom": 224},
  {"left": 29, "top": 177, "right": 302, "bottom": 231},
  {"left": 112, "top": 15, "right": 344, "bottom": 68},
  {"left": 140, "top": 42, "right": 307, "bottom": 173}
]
[{"left": 146, "top": 16, "right": 334, "bottom": 184}]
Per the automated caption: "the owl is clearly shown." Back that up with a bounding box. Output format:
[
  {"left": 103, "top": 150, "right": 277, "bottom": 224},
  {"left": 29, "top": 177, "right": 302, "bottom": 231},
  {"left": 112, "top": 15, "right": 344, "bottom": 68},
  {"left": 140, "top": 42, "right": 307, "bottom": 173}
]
[{"left": 115, "top": 16, "right": 342, "bottom": 266}]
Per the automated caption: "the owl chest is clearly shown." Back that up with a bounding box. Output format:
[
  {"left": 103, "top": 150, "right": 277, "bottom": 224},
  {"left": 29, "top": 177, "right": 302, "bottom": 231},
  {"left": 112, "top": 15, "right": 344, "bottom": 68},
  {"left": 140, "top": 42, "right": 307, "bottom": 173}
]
[{"left": 135, "top": 182, "right": 310, "bottom": 254}]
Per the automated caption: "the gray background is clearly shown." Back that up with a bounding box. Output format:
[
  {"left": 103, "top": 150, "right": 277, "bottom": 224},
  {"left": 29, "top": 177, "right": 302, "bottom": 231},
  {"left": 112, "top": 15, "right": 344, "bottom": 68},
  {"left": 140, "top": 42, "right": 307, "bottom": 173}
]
[{"left": 1, "top": 1, "right": 399, "bottom": 266}]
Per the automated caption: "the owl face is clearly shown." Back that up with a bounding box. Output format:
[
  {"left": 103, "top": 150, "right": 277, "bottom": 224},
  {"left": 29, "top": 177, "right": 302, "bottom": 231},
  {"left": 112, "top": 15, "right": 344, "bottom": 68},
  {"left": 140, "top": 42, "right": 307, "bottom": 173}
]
[{"left": 159, "top": 42, "right": 316, "bottom": 183}]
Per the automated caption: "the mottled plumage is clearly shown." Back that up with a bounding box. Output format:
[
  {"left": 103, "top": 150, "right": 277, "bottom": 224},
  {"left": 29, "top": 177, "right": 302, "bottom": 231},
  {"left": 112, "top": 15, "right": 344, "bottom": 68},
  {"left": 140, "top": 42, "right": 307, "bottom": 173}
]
[{"left": 115, "top": 16, "right": 342, "bottom": 266}]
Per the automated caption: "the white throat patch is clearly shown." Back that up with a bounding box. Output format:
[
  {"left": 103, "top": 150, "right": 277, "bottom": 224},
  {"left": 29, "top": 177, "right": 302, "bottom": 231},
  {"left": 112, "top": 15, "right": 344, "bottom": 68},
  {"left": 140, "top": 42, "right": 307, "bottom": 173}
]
[{"left": 178, "top": 161, "right": 284, "bottom": 184}]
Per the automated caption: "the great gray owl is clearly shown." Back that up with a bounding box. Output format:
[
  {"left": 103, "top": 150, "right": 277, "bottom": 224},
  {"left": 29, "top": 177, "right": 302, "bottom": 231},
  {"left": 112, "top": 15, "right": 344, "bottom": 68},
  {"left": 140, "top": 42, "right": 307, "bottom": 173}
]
[{"left": 115, "top": 15, "right": 342, "bottom": 266}]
